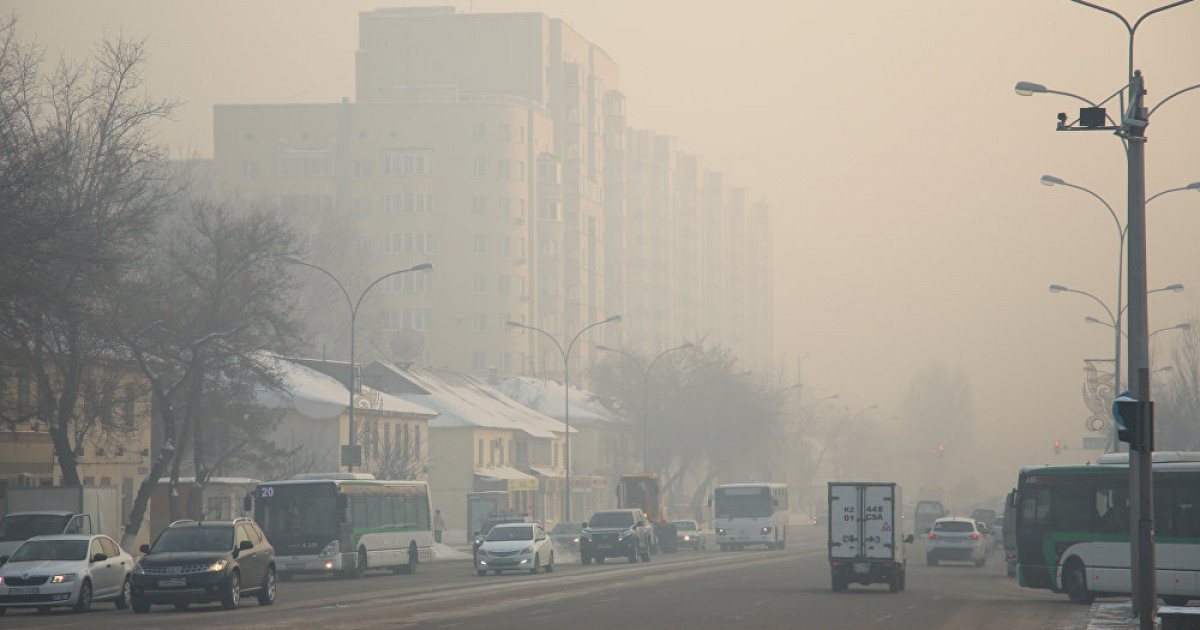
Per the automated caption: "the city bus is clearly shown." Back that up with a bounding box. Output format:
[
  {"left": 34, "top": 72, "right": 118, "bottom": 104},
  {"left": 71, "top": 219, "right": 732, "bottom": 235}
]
[
  {"left": 248, "top": 473, "right": 434, "bottom": 580},
  {"left": 713, "top": 482, "right": 789, "bottom": 551},
  {"left": 1014, "top": 452, "right": 1200, "bottom": 605}
]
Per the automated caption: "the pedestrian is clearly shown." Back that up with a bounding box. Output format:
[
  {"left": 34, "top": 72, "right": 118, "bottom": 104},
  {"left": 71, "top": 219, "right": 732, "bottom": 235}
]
[{"left": 433, "top": 508, "right": 445, "bottom": 544}]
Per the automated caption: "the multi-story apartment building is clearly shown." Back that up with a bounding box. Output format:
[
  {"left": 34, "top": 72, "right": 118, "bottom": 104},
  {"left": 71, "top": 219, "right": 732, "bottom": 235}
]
[{"left": 212, "top": 6, "right": 772, "bottom": 383}]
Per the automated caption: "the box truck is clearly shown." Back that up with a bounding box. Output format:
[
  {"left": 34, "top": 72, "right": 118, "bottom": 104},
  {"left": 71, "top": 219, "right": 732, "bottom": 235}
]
[
  {"left": 0, "top": 486, "right": 121, "bottom": 558},
  {"left": 828, "top": 481, "right": 912, "bottom": 592}
]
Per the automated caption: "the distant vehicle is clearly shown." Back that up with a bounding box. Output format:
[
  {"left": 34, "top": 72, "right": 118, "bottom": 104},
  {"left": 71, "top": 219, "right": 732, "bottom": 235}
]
[
  {"left": 1001, "top": 490, "right": 1017, "bottom": 578},
  {"left": 579, "top": 509, "right": 652, "bottom": 565},
  {"left": 0, "top": 534, "right": 133, "bottom": 614},
  {"left": 0, "top": 486, "right": 122, "bottom": 559},
  {"left": 713, "top": 483, "right": 789, "bottom": 551},
  {"left": 970, "top": 508, "right": 998, "bottom": 526},
  {"left": 828, "top": 482, "right": 912, "bottom": 593},
  {"left": 248, "top": 473, "right": 433, "bottom": 579},
  {"left": 475, "top": 523, "right": 555, "bottom": 575},
  {"left": 914, "top": 500, "right": 947, "bottom": 534},
  {"left": 617, "top": 474, "right": 676, "bottom": 553},
  {"left": 548, "top": 522, "right": 581, "bottom": 552},
  {"left": 1014, "top": 453, "right": 1200, "bottom": 606},
  {"left": 926, "top": 516, "right": 986, "bottom": 567},
  {"left": 975, "top": 520, "right": 996, "bottom": 556},
  {"left": 671, "top": 520, "right": 709, "bottom": 551}
]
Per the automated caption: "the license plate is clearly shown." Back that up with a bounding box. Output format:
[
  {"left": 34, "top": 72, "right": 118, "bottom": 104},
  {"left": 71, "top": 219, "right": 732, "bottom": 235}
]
[
  {"left": 9, "top": 586, "right": 39, "bottom": 595},
  {"left": 158, "top": 578, "right": 187, "bottom": 587},
  {"left": 854, "top": 562, "right": 870, "bottom": 573},
  {"left": 597, "top": 543, "right": 612, "bottom": 549}
]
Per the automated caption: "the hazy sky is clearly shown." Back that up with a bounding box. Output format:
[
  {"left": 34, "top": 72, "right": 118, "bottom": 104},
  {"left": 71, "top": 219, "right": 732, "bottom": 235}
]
[{"left": 10, "top": 0, "right": 1200, "bottom": 490}]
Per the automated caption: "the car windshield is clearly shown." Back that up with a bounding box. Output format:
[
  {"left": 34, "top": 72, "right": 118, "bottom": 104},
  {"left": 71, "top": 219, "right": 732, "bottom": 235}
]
[
  {"left": 673, "top": 521, "right": 697, "bottom": 531},
  {"left": 550, "top": 523, "right": 580, "bottom": 534},
  {"left": 0, "top": 514, "right": 71, "bottom": 542},
  {"left": 934, "top": 521, "right": 976, "bottom": 533},
  {"left": 485, "top": 525, "right": 534, "bottom": 541},
  {"left": 9, "top": 539, "right": 89, "bottom": 562},
  {"left": 150, "top": 526, "right": 234, "bottom": 552},
  {"left": 589, "top": 512, "right": 635, "bottom": 528}
]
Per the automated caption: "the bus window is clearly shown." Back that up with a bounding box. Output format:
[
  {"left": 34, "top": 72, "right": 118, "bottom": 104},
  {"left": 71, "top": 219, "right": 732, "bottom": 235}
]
[{"left": 1094, "top": 487, "right": 1128, "bottom": 535}]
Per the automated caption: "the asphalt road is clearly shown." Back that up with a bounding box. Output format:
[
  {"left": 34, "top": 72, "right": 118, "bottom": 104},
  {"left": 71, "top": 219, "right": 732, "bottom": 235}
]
[{"left": 3, "top": 527, "right": 1094, "bottom": 629}]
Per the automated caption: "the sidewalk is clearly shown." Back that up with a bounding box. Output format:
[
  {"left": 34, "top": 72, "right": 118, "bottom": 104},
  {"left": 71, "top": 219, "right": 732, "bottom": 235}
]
[{"left": 1083, "top": 601, "right": 1200, "bottom": 630}]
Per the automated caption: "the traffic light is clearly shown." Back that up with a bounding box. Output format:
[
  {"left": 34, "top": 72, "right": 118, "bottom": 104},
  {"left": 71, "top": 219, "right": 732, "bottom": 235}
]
[
  {"left": 1054, "top": 440, "right": 1061, "bottom": 455},
  {"left": 932, "top": 445, "right": 945, "bottom": 456}
]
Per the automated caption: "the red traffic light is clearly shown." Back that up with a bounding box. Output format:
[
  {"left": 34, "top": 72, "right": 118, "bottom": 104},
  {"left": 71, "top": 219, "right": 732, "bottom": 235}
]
[{"left": 1054, "top": 440, "right": 1061, "bottom": 447}]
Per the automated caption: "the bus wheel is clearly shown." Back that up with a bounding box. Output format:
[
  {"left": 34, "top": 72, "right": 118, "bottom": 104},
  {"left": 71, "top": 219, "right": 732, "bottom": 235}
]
[
  {"left": 1064, "top": 560, "right": 1094, "bottom": 604},
  {"left": 397, "top": 542, "right": 418, "bottom": 574}
]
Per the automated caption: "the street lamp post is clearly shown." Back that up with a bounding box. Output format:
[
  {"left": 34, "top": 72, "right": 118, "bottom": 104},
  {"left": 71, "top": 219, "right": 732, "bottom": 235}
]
[
  {"left": 507, "top": 315, "right": 622, "bottom": 522},
  {"left": 596, "top": 342, "right": 694, "bottom": 473},
  {"left": 1019, "top": 3, "right": 1199, "bottom": 623},
  {"left": 279, "top": 256, "right": 432, "bottom": 472}
]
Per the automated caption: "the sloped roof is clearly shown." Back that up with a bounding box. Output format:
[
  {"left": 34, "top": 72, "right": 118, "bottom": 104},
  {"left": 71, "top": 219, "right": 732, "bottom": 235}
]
[
  {"left": 255, "top": 356, "right": 437, "bottom": 420},
  {"left": 365, "top": 362, "right": 571, "bottom": 439},
  {"left": 496, "top": 376, "right": 616, "bottom": 425}
]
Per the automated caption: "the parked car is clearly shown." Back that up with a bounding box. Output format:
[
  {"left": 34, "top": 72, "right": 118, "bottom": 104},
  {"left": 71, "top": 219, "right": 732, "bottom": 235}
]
[
  {"left": 548, "top": 522, "right": 582, "bottom": 553},
  {"left": 0, "top": 534, "right": 133, "bottom": 615},
  {"left": 579, "top": 509, "right": 652, "bottom": 565},
  {"left": 130, "top": 517, "right": 276, "bottom": 612},
  {"left": 475, "top": 523, "right": 554, "bottom": 575},
  {"left": 671, "top": 520, "right": 709, "bottom": 551},
  {"left": 926, "top": 516, "right": 987, "bottom": 567}
]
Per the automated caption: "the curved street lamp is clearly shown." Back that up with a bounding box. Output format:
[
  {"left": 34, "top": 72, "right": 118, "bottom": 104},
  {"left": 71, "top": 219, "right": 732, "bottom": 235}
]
[
  {"left": 596, "top": 342, "right": 693, "bottom": 474},
  {"left": 278, "top": 255, "right": 432, "bottom": 472},
  {"left": 507, "top": 315, "right": 621, "bottom": 521}
]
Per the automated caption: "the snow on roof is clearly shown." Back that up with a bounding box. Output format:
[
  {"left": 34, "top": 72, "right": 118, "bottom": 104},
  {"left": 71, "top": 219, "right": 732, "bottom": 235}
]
[
  {"left": 367, "top": 362, "right": 571, "bottom": 439},
  {"left": 496, "top": 376, "right": 615, "bottom": 424},
  {"left": 255, "top": 357, "right": 436, "bottom": 420}
]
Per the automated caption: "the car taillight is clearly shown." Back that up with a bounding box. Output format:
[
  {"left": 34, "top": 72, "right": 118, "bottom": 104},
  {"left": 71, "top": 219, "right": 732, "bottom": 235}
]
[
  {"left": 971, "top": 533, "right": 979, "bottom": 540},
  {"left": 928, "top": 532, "right": 935, "bottom": 539}
]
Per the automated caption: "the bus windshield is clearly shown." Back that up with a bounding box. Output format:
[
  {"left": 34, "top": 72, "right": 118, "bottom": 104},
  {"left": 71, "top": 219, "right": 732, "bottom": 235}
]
[
  {"left": 715, "top": 487, "right": 773, "bottom": 518},
  {"left": 255, "top": 483, "right": 340, "bottom": 554}
]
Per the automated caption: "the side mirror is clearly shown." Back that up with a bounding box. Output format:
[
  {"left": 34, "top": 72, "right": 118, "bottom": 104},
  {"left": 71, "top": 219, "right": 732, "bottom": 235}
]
[
  {"left": 580, "top": 522, "right": 588, "bottom": 529},
  {"left": 139, "top": 544, "right": 150, "bottom": 554},
  {"left": 904, "top": 534, "right": 914, "bottom": 544},
  {"left": 240, "top": 540, "right": 254, "bottom": 551},
  {"left": 92, "top": 552, "right": 108, "bottom": 563}
]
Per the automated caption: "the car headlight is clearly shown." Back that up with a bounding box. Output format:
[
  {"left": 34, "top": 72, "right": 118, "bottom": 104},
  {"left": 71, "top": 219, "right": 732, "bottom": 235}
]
[
  {"left": 133, "top": 563, "right": 145, "bottom": 575},
  {"left": 206, "top": 559, "right": 227, "bottom": 573},
  {"left": 0, "top": 576, "right": 4, "bottom": 585},
  {"left": 572, "top": 537, "right": 579, "bottom": 543},
  {"left": 319, "top": 539, "right": 340, "bottom": 559},
  {"left": 683, "top": 534, "right": 692, "bottom": 541},
  {"left": 51, "top": 574, "right": 77, "bottom": 583}
]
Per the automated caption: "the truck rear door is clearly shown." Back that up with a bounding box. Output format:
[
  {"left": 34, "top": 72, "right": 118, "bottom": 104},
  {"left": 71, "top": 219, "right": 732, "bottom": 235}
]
[
  {"left": 829, "top": 485, "right": 860, "bottom": 559},
  {"left": 862, "top": 485, "right": 895, "bottom": 560}
]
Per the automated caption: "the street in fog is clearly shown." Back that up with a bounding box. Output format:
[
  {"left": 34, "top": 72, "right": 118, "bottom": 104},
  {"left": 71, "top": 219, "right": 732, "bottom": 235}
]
[{"left": 6, "top": 528, "right": 1090, "bottom": 630}]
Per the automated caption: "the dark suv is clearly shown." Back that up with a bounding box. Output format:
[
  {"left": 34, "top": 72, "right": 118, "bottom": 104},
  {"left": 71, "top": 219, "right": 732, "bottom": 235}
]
[
  {"left": 131, "top": 517, "right": 276, "bottom": 612},
  {"left": 579, "top": 509, "right": 652, "bottom": 564}
]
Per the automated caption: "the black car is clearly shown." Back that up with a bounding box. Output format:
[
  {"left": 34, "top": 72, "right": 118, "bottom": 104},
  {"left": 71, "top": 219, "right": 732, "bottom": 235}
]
[
  {"left": 579, "top": 509, "right": 652, "bottom": 564},
  {"left": 549, "top": 522, "right": 582, "bottom": 552},
  {"left": 131, "top": 517, "right": 277, "bottom": 612}
]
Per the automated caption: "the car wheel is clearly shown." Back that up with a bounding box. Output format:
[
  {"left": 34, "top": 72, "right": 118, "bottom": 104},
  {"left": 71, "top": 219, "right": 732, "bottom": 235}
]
[
  {"left": 544, "top": 552, "right": 554, "bottom": 573},
  {"left": 72, "top": 579, "right": 93, "bottom": 613},
  {"left": 477, "top": 569, "right": 487, "bottom": 576},
  {"left": 832, "top": 574, "right": 848, "bottom": 592},
  {"left": 926, "top": 554, "right": 938, "bottom": 566},
  {"left": 889, "top": 570, "right": 902, "bottom": 593},
  {"left": 0, "top": 606, "right": 6, "bottom": 616},
  {"left": 628, "top": 541, "right": 639, "bottom": 564},
  {"left": 175, "top": 603, "right": 190, "bottom": 611},
  {"left": 1064, "top": 560, "right": 1094, "bottom": 604},
  {"left": 719, "top": 543, "right": 728, "bottom": 552},
  {"left": 396, "top": 542, "right": 418, "bottom": 574},
  {"left": 354, "top": 548, "right": 368, "bottom": 579},
  {"left": 220, "top": 571, "right": 241, "bottom": 610},
  {"left": 493, "top": 570, "right": 502, "bottom": 575},
  {"left": 596, "top": 556, "right": 606, "bottom": 564},
  {"left": 975, "top": 555, "right": 986, "bottom": 567},
  {"left": 257, "top": 567, "right": 277, "bottom": 606},
  {"left": 530, "top": 553, "right": 540, "bottom": 574},
  {"left": 114, "top": 576, "right": 132, "bottom": 609},
  {"left": 581, "top": 553, "right": 592, "bottom": 565},
  {"left": 132, "top": 598, "right": 150, "bottom": 614},
  {"left": 642, "top": 542, "right": 651, "bottom": 562},
  {"left": 281, "top": 572, "right": 294, "bottom": 582}
]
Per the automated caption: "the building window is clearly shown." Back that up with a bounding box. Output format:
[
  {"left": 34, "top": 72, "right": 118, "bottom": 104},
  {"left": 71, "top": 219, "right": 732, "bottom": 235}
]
[
  {"left": 279, "top": 149, "right": 334, "bottom": 177},
  {"left": 497, "top": 158, "right": 511, "bottom": 180},
  {"left": 385, "top": 309, "right": 431, "bottom": 331},
  {"left": 383, "top": 232, "right": 434, "bottom": 254},
  {"left": 478, "top": 439, "right": 484, "bottom": 466},
  {"left": 472, "top": 122, "right": 486, "bottom": 140},
  {"left": 538, "top": 200, "right": 560, "bottom": 221},
  {"left": 381, "top": 148, "right": 434, "bottom": 177},
  {"left": 473, "top": 352, "right": 488, "bottom": 371},
  {"left": 499, "top": 353, "right": 512, "bottom": 371},
  {"left": 518, "top": 126, "right": 525, "bottom": 143},
  {"left": 279, "top": 193, "right": 335, "bottom": 214},
  {"left": 518, "top": 161, "right": 525, "bottom": 182},
  {"left": 496, "top": 198, "right": 511, "bottom": 218},
  {"left": 352, "top": 197, "right": 373, "bottom": 217},
  {"left": 498, "top": 237, "right": 511, "bottom": 258},
  {"left": 123, "top": 383, "right": 136, "bottom": 427},
  {"left": 498, "top": 124, "right": 511, "bottom": 141},
  {"left": 498, "top": 275, "right": 511, "bottom": 295},
  {"left": 472, "top": 158, "right": 487, "bottom": 179},
  {"left": 471, "top": 235, "right": 487, "bottom": 255},
  {"left": 241, "top": 161, "right": 259, "bottom": 180},
  {"left": 472, "top": 275, "right": 488, "bottom": 295},
  {"left": 472, "top": 197, "right": 487, "bottom": 217},
  {"left": 472, "top": 313, "right": 487, "bottom": 332},
  {"left": 384, "top": 192, "right": 434, "bottom": 215},
  {"left": 389, "top": 272, "right": 434, "bottom": 294}
]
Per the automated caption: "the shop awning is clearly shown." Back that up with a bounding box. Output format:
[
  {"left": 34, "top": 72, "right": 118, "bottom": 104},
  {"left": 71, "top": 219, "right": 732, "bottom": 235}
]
[
  {"left": 475, "top": 466, "right": 539, "bottom": 492},
  {"left": 528, "top": 466, "right": 563, "bottom": 478}
]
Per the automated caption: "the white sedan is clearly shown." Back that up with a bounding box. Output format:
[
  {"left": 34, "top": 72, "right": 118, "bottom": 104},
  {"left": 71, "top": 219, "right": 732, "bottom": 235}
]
[
  {"left": 475, "top": 523, "right": 556, "bottom": 575},
  {"left": 0, "top": 534, "right": 134, "bottom": 615}
]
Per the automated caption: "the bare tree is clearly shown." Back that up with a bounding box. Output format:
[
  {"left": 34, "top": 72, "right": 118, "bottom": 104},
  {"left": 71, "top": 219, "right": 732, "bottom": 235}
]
[
  {"left": 0, "top": 19, "right": 176, "bottom": 486},
  {"left": 1156, "top": 311, "right": 1200, "bottom": 450}
]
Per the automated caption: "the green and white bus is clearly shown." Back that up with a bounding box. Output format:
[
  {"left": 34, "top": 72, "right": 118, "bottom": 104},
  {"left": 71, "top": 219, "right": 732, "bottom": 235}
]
[
  {"left": 1014, "top": 452, "right": 1200, "bottom": 605},
  {"left": 248, "top": 473, "right": 433, "bottom": 580}
]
